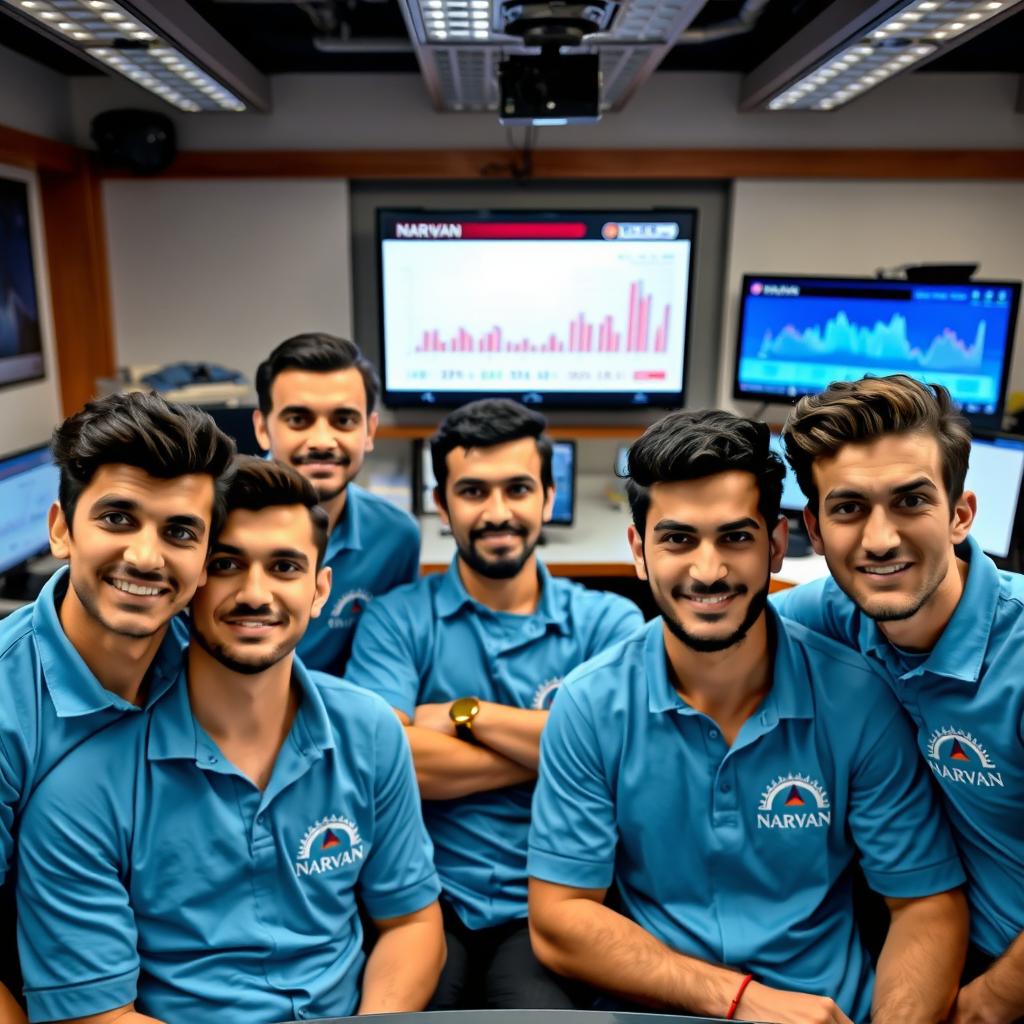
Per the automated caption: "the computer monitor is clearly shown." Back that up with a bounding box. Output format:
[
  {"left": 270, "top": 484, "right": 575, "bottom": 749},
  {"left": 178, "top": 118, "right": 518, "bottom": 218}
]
[
  {"left": 0, "top": 177, "right": 46, "bottom": 389},
  {"left": 417, "top": 439, "right": 576, "bottom": 526},
  {"left": 966, "top": 430, "right": 1024, "bottom": 560},
  {"left": 768, "top": 431, "right": 807, "bottom": 514},
  {"left": 734, "top": 275, "right": 1021, "bottom": 427},
  {"left": 378, "top": 209, "right": 696, "bottom": 409},
  {"left": 0, "top": 444, "right": 58, "bottom": 577}
]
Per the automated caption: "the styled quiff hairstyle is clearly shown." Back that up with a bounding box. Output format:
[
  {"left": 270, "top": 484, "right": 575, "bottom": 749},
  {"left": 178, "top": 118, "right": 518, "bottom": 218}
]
[
  {"left": 430, "top": 398, "right": 553, "bottom": 508},
  {"left": 221, "top": 455, "right": 329, "bottom": 568},
  {"left": 782, "top": 374, "right": 972, "bottom": 513},
  {"left": 255, "top": 332, "right": 380, "bottom": 416},
  {"left": 51, "top": 391, "right": 236, "bottom": 536},
  {"left": 626, "top": 410, "right": 786, "bottom": 537}
]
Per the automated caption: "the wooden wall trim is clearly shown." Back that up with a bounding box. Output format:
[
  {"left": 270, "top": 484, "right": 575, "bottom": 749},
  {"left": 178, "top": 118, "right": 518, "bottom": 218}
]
[
  {"left": 0, "top": 122, "right": 76, "bottom": 174},
  {"left": 99, "top": 147, "right": 1024, "bottom": 181},
  {"left": 38, "top": 159, "right": 117, "bottom": 414}
]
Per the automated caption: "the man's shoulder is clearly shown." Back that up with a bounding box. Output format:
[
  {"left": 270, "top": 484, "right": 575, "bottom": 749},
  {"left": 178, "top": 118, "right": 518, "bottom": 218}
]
[
  {"left": 560, "top": 622, "right": 650, "bottom": 699},
  {"left": 0, "top": 600, "right": 40, "bottom": 661},
  {"left": 351, "top": 485, "right": 419, "bottom": 534},
  {"left": 545, "top": 573, "right": 641, "bottom": 624},
  {"left": 311, "top": 670, "right": 399, "bottom": 724}
]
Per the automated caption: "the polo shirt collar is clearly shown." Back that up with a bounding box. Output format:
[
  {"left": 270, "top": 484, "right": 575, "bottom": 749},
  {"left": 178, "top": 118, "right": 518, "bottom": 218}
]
[
  {"left": 33, "top": 567, "right": 184, "bottom": 718},
  {"left": 645, "top": 608, "right": 813, "bottom": 721},
  {"left": 435, "top": 555, "right": 569, "bottom": 635},
  {"left": 859, "top": 534, "right": 996, "bottom": 684},
  {"left": 323, "top": 483, "right": 365, "bottom": 563},
  {"left": 148, "top": 656, "right": 336, "bottom": 764}
]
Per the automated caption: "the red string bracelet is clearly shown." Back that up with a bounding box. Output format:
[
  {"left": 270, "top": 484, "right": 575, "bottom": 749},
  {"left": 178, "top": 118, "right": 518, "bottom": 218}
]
[{"left": 725, "top": 973, "right": 754, "bottom": 1020}]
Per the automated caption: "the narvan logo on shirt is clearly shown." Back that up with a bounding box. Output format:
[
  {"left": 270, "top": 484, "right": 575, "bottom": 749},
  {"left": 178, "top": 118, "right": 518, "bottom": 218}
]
[
  {"left": 757, "top": 774, "right": 831, "bottom": 829},
  {"left": 926, "top": 728, "right": 1004, "bottom": 788},
  {"left": 328, "top": 590, "right": 373, "bottom": 630},
  {"left": 295, "top": 816, "right": 365, "bottom": 877},
  {"left": 531, "top": 677, "right": 563, "bottom": 710}
]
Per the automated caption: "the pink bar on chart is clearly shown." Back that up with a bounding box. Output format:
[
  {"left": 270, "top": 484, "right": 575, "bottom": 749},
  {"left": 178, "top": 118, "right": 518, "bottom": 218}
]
[
  {"left": 569, "top": 318, "right": 577, "bottom": 352},
  {"left": 584, "top": 321, "right": 593, "bottom": 352},
  {"left": 638, "top": 294, "right": 651, "bottom": 354},
  {"left": 658, "top": 305, "right": 669, "bottom": 352},
  {"left": 627, "top": 282, "right": 638, "bottom": 352}
]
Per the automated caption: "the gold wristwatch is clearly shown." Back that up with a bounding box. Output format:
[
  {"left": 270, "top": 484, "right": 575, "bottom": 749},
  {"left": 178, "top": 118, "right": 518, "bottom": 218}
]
[{"left": 449, "top": 696, "right": 481, "bottom": 743}]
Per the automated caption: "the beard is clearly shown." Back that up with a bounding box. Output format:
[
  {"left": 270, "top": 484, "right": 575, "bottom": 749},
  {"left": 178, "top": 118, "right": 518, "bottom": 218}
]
[
  {"left": 189, "top": 612, "right": 297, "bottom": 676},
  {"left": 849, "top": 563, "right": 948, "bottom": 623},
  {"left": 656, "top": 572, "right": 772, "bottom": 653},
  {"left": 291, "top": 452, "right": 352, "bottom": 504},
  {"left": 457, "top": 524, "right": 539, "bottom": 580},
  {"left": 70, "top": 567, "right": 171, "bottom": 640}
]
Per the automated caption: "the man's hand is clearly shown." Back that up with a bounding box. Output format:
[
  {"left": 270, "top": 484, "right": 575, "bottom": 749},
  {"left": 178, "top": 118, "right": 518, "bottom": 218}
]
[
  {"left": 735, "top": 980, "right": 854, "bottom": 1024},
  {"left": 953, "top": 973, "right": 1023, "bottom": 1024},
  {"left": 412, "top": 702, "right": 457, "bottom": 736}
]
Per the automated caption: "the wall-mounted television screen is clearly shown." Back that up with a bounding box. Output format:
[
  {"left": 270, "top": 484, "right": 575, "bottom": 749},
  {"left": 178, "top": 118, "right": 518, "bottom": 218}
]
[
  {"left": 0, "top": 177, "right": 44, "bottom": 390},
  {"left": 734, "top": 274, "right": 1020, "bottom": 426},
  {"left": 378, "top": 209, "right": 696, "bottom": 409}
]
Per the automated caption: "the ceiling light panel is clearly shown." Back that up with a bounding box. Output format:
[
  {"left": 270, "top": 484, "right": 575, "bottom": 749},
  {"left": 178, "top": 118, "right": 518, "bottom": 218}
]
[
  {"left": 757, "top": 0, "right": 1024, "bottom": 110},
  {"left": 0, "top": 0, "right": 248, "bottom": 111}
]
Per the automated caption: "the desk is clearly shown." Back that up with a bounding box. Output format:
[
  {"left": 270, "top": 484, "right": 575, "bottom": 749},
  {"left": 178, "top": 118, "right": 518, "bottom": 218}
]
[
  {"left": 280, "top": 1010, "right": 743, "bottom": 1024},
  {"left": 419, "top": 474, "right": 830, "bottom": 591}
]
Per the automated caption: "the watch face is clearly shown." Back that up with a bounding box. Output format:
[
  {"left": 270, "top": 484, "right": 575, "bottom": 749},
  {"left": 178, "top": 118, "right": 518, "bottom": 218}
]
[{"left": 450, "top": 697, "right": 479, "bottom": 725}]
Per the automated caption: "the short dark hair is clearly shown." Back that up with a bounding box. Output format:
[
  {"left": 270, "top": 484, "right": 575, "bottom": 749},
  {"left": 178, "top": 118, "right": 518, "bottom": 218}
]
[
  {"left": 783, "top": 374, "right": 972, "bottom": 512},
  {"left": 51, "top": 391, "right": 236, "bottom": 536},
  {"left": 221, "top": 456, "right": 329, "bottom": 568},
  {"left": 255, "top": 333, "right": 380, "bottom": 416},
  {"left": 626, "top": 410, "right": 786, "bottom": 536},
  {"left": 430, "top": 399, "right": 553, "bottom": 506}
]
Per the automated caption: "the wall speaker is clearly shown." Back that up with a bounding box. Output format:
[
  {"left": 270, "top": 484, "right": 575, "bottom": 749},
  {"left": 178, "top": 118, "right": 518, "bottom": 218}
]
[{"left": 90, "top": 109, "right": 177, "bottom": 175}]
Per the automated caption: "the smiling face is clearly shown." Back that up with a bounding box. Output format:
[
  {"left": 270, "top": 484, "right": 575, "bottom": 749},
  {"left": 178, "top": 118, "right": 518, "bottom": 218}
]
[
  {"left": 50, "top": 464, "right": 215, "bottom": 641},
  {"left": 628, "top": 471, "right": 787, "bottom": 653},
  {"left": 253, "top": 367, "right": 378, "bottom": 506},
  {"left": 438, "top": 437, "right": 554, "bottom": 581},
  {"left": 190, "top": 504, "right": 331, "bottom": 676},
  {"left": 805, "top": 431, "right": 974, "bottom": 625}
]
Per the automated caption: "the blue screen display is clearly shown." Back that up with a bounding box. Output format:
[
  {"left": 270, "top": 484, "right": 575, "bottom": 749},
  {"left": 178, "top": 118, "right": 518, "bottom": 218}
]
[
  {"left": 549, "top": 441, "right": 575, "bottom": 525},
  {"left": 735, "top": 277, "right": 1020, "bottom": 418},
  {"left": 0, "top": 445, "right": 58, "bottom": 575}
]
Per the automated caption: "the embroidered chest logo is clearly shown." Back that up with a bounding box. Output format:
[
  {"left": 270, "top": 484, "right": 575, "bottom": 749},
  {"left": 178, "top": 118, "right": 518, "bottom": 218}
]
[
  {"left": 328, "top": 590, "right": 373, "bottom": 630},
  {"left": 531, "top": 677, "right": 563, "bottom": 710},
  {"left": 926, "top": 728, "right": 1004, "bottom": 788},
  {"left": 757, "top": 774, "right": 831, "bottom": 830},
  {"left": 294, "top": 816, "right": 365, "bottom": 877}
]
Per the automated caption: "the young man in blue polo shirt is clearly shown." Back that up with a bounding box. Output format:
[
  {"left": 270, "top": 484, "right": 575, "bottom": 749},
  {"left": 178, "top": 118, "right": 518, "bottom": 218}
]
[
  {"left": 0, "top": 392, "right": 234, "bottom": 1023},
  {"left": 528, "top": 410, "right": 968, "bottom": 1024},
  {"left": 17, "top": 457, "right": 443, "bottom": 1024},
  {"left": 346, "top": 399, "right": 644, "bottom": 1009},
  {"left": 253, "top": 332, "right": 420, "bottom": 673},
  {"left": 775, "top": 374, "right": 1024, "bottom": 1024}
]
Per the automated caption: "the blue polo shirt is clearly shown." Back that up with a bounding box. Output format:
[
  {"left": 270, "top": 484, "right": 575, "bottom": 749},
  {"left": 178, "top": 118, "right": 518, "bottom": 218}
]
[
  {"left": 528, "top": 613, "right": 964, "bottom": 1023},
  {"left": 17, "top": 661, "right": 440, "bottom": 1024},
  {"left": 346, "top": 557, "right": 644, "bottom": 930},
  {"left": 297, "top": 482, "right": 421, "bottom": 675},
  {"left": 0, "top": 566, "right": 184, "bottom": 887},
  {"left": 773, "top": 535, "right": 1024, "bottom": 958}
]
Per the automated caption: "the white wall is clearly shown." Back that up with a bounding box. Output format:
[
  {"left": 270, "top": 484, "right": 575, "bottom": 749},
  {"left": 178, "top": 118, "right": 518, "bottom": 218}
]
[
  {"left": 0, "top": 43, "right": 71, "bottom": 141},
  {"left": 103, "top": 179, "right": 352, "bottom": 375},
  {"left": 71, "top": 70, "right": 1024, "bottom": 152},
  {"left": 719, "top": 180, "right": 1024, "bottom": 415},
  {"left": 0, "top": 162, "right": 62, "bottom": 451}
]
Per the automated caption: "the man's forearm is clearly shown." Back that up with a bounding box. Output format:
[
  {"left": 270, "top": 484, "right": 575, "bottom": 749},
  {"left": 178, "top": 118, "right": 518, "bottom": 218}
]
[
  {"left": 872, "top": 890, "right": 967, "bottom": 1024},
  {"left": 953, "top": 929, "right": 1024, "bottom": 1024},
  {"left": 0, "top": 983, "right": 25, "bottom": 1024},
  {"left": 358, "top": 908, "right": 445, "bottom": 1014},
  {"left": 471, "top": 703, "right": 547, "bottom": 770},
  {"left": 529, "top": 890, "right": 742, "bottom": 1015},
  {"left": 404, "top": 725, "right": 535, "bottom": 799}
]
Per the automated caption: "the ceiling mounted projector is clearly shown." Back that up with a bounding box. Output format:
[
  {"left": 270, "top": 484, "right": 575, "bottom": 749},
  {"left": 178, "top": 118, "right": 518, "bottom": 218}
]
[{"left": 500, "top": 2, "right": 617, "bottom": 47}]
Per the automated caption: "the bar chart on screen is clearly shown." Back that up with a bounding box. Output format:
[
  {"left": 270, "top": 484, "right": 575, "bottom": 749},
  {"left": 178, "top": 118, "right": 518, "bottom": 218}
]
[{"left": 382, "top": 239, "right": 690, "bottom": 394}]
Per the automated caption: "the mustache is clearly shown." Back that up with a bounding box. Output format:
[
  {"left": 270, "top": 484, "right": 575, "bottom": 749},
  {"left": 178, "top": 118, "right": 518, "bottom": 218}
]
[
  {"left": 223, "top": 603, "right": 277, "bottom": 620},
  {"left": 671, "top": 580, "right": 747, "bottom": 600},
  {"left": 292, "top": 451, "right": 350, "bottom": 467},
  {"left": 470, "top": 523, "right": 529, "bottom": 543}
]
